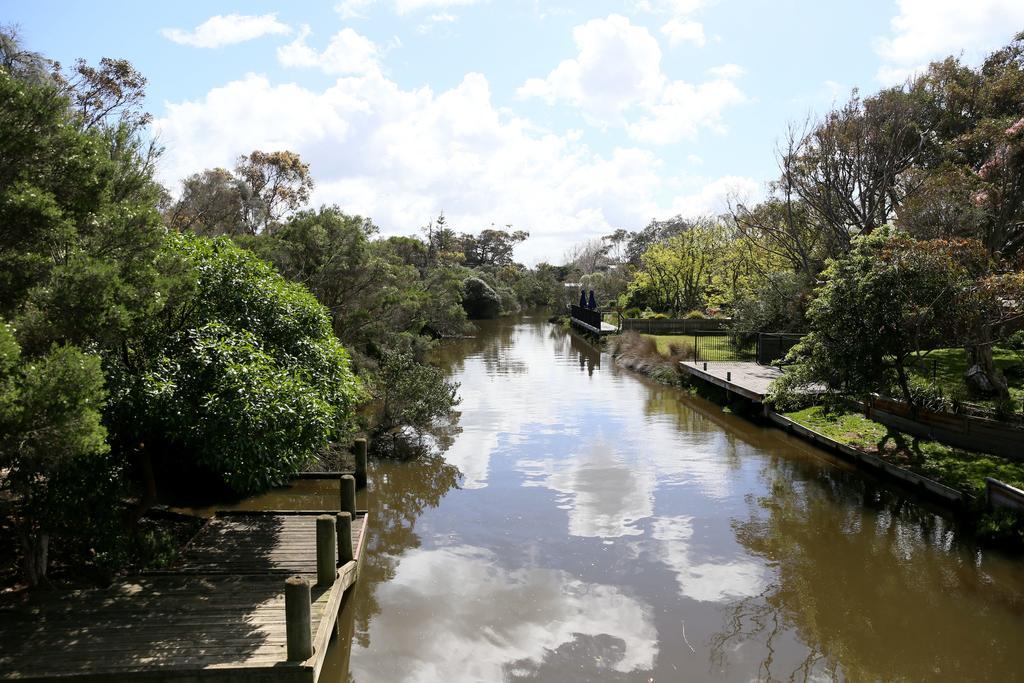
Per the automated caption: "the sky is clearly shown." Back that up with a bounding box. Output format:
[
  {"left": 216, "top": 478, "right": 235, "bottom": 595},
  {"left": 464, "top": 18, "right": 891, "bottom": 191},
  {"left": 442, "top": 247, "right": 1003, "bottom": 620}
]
[{"left": 6, "top": 0, "right": 1024, "bottom": 262}]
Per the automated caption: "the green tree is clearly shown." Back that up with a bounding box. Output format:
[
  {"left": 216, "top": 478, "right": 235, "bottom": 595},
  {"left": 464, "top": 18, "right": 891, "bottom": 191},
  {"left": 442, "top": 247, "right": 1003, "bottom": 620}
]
[
  {"left": 0, "top": 325, "right": 109, "bottom": 586},
  {"left": 771, "top": 229, "right": 977, "bottom": 408},
  {"left": 107, "top": 233, "right": 364, "bottom": 494},
  {"left": 369, "top": 349, "right": 460, "bottom": 457}
]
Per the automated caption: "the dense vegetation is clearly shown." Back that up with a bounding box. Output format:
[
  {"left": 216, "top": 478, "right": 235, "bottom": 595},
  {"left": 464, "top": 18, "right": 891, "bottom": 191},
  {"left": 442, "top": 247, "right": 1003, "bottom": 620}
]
[
  {"left": 0, "top": 31, "right": 563, "bottom": 588},
  {"left": 583, "top": 33, "right": 1024, "bottom": 415}
]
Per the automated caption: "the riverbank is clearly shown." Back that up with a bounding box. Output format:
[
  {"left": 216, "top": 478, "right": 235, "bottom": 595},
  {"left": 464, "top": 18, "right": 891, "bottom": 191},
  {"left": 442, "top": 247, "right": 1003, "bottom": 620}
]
[{"left": 607, "top": 331, "right": 1024, "bottom": 547}]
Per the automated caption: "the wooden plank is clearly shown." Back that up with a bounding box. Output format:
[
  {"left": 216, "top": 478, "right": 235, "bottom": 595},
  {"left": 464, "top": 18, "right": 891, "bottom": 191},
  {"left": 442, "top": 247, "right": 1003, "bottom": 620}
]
[{"left": 0, "top": 512, "right": 369, "bottom": 683}]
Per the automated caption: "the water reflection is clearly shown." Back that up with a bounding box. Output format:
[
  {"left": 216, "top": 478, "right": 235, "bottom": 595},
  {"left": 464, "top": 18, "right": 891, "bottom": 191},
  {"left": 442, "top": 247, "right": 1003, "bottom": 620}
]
[
  {"left": 321, "top": 315, "right": 1024, "bottom": 682},
  {"left": 712, "top": 464, "right": 1024, "bottom": 681},
  {"left": 349, "top": 545, "right": 656, "bottom": 681}
]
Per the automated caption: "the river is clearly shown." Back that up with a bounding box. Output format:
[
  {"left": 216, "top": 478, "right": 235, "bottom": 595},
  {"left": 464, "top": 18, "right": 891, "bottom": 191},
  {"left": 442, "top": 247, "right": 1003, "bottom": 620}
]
[{"left": 315, "top": 314, "right": 1024, "bottom": 681}]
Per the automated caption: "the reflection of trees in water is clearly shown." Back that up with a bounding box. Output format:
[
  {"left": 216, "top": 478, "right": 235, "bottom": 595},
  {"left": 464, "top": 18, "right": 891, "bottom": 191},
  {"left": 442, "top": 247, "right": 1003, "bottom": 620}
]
[
  {"left": 711, "top": 460, "right": 1024, "bottom": 681},
  {"left": 347, "top": 454, "right": 463, "bottom": 649},
  {"left": 432, "top": 319, "right": 525, "bottom": 376}
]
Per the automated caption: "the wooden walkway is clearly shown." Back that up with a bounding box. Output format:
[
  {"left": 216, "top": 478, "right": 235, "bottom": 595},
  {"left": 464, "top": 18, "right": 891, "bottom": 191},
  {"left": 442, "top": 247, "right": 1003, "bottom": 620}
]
[
  {"left": 679, "top": 360, "right": 782, "bottom": 402},
  {"left": 569, "top": 317, "right": 618, "bottom": 336},
  {"left": 0, "top": 510, "right": 368, "bottom": 682}
]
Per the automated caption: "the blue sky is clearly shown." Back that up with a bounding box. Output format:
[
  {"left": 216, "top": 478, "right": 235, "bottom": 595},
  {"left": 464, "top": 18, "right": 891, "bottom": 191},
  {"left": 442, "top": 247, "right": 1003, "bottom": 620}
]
[{"left": 7, "top": 0, "right": 1024, "bottom": 262}]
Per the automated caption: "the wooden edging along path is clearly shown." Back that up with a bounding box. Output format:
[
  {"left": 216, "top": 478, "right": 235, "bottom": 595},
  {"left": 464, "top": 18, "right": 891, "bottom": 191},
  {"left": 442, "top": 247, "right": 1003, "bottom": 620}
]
[
  {"left": 678, "top": 360, "right": 970, "bottom": 508},
  {"left": 0, "top": 470, "right": 370, "bottom": 682}
]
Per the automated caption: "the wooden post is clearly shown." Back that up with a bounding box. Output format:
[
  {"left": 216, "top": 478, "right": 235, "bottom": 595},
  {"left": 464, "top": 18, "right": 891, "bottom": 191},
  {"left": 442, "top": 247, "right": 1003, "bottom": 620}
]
[
  {"left": 285, "top": 576, "right": 313, "bottom": 661},
  {"left": 354, "top": 438, "right": 367, "bottom": 488},
  {"left": 340, "top": 474, "right": 356, "bottom": 519},
  {"left": 726, "top": 371, "right": 732, "bottom": 382},
  {"left": 337, "top": 511, "right": 354, "bottom": 564},
  {"left": 316, "top": 515, "right": 337, "bottom": 587},
  {"left": 703, "top": 362, "right": 707, "bottom": 371}
]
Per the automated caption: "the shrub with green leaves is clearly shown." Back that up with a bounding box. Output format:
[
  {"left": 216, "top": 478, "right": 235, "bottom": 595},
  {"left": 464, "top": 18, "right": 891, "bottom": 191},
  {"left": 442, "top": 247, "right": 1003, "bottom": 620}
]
[{"left": 108, "top": 233, "right": 363, "bottom": 493}]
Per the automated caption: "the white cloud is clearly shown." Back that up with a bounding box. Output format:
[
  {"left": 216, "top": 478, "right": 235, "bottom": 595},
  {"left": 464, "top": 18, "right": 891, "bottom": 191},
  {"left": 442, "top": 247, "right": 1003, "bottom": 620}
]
[
  {"left": 660, "top": 18, "right": 705, "bottom": 46},
  {"left": 336, "top": 0, "right": 377, "bottom": 19},
  {"left": 519, "top": 15, "right": 745, "bottom": 144},
  {"left": 277, "top": 26, "right": 382, "bottom": 75},
  {"left": 708, "top": 63, "right": 744, "bottom": 79},
  {"left": 875, "top": 0, "right": 1024, "bottom": 84},
  {"left": 154, "top": 66, "right": 749, "bottom": 263},
  {"left": 395, "top": 0, "right": 480, "bottom": 14},
  {"left": 350, "top": 546, "right": 657, "bottom": 680},
  {"left": 161, "top": 14, "right": 291, "bottom": 49},
  {"left": 417, "top": 12, "right": 458, "bottom": 34},
  {"left": 670, "top": 175, "right": 759, "bottom": 216}
]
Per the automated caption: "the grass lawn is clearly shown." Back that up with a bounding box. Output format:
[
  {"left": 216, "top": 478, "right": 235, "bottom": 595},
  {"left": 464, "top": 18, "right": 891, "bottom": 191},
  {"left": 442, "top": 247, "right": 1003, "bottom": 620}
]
[
  {"left": 906, "top": 346, "right": 1024, "bottom": 410},
  {"left": 785, "top": 405, "right": 1024, "bottom": 494},
  {"left": 643, "top": 334, "right": 751, "bottom": 361}
]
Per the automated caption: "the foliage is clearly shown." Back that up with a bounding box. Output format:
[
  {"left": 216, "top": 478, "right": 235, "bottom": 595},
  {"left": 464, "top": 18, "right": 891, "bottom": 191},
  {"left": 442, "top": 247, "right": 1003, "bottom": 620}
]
[
  {"left": 462, "top": 277, "right": 502, "bottom": 319},
  {"left": 730, "top": 271, "right": 810, "bottom": 344},
  {"left": 369, "top": 349, "right": 460, "bottom": 457},
  {"left": 0, "top": 325, "right": 110, "bottom": 585},
  {"left": 771, "top": 230, "right": 977, "bottom": 407},
  {"left": 106, "top": 233, "right": 363, "bottom": 493}
]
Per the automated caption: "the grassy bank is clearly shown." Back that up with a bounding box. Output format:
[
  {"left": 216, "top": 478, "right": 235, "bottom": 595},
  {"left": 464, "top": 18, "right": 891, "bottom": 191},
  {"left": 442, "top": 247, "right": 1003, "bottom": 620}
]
[
  {"left": 784, "top": 405, "right": 1024, "bottom": 496},
  {"left": 906, "top": 345, "right": 1024, "bottom": 412}
]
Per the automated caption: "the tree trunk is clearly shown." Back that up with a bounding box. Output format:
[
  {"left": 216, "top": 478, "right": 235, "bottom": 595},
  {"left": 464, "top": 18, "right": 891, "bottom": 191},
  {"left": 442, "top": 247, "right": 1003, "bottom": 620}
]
[
  {"left": 19, "top": 525, "right": 49, "bottom": 588},
  {"left": 132, "top": 446, "right": 157, "bottom": 524},
  {"left": 965, "top": 326, "right": 1009, "bottom": 399}
]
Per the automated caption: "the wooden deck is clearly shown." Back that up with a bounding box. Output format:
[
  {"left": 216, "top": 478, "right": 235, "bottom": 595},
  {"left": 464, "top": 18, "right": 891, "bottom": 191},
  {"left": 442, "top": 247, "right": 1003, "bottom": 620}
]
[
  {"left": 679, "top": 360, "right": 782, "bottom": 402},
  {"left": 0, "top": 510, "right": 368, "bottom": 682},
  {"left": 569, "top": 317, "right": 618, "bottom": 336}
]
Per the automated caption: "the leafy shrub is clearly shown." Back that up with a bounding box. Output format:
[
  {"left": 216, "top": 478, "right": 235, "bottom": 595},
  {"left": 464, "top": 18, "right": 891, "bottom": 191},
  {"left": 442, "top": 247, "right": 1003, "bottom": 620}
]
[
  {"left": 107, "top": 234, "right": 363, "bottom": 494},
  {"left": 683, "top": 310, "right": 707, "bottom": 319},
  {"left": 462, "top": 277, "right": 501, "bottom": 319},
  {"left": 623, "top": 307, "right": 642, "bottom": 319},
  {"left": 369, "top": 349, "right": 461, "bottom": 457}
]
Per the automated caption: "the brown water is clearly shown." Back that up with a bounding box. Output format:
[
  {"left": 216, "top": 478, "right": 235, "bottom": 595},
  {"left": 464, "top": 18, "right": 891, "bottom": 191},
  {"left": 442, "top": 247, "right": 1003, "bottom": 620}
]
[{"left": 288, "top": 315, "right": 1022, "bottom": 681}]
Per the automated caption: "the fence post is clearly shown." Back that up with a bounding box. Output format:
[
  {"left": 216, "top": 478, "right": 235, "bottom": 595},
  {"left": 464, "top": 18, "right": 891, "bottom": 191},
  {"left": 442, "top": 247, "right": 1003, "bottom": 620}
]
[
  {"left": 285, "top": 576, "right": 313, "bottom": 661},
  {"left": 337, "top": 511, "right": 354, "bottom": 564},
  {"left": 340, "top": 474, "right": 356, "bottom": 519},
  {"left": 316, "top": 515, "right": 337, "bottom": 587},
  {"left": 353, "top": 438, "right": 367, "bottom": 488}
]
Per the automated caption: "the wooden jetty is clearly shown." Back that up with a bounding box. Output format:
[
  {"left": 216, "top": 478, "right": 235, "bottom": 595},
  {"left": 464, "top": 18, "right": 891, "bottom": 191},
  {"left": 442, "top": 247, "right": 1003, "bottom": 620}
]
[
  {"left": 679, "top": 360, "right": 782, "bottom": 402},
  {"left": 0, "top": 477, "right": 369, "bottom": 682},
  {"left": 569, "top": 304, "right": 617, "bottom": 336}
]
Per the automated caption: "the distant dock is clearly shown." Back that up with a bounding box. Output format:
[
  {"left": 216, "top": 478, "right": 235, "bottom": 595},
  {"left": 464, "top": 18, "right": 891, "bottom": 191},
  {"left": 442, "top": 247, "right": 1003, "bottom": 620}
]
[
  {"left": 0, "top": 478, "right": 368, "bottom": 682},
  {"left": 569, "top": 304, "right": 617, "bottom": 336}
]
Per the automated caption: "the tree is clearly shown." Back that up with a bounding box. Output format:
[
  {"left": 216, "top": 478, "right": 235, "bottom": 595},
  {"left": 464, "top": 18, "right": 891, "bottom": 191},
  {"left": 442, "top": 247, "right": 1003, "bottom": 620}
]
[
  {"left": 771, "top": 230, "right": 977, "bottom": 408},
  {"left": 166, "top": 168, "right": 248, "bottom": 236},
  {"left": 234, "top": 150, "right": 314, "bottom": 234},
  {"left": 369, "top": 349, "right": 460, "bottom": 457},
  {"left": 627, "top": 223, "right": 729, "bottom": 315},
  {"left": 461, "top": 227, "right": 528, "bottom": 267},
  {"left": 462, "top": 277, "right": 501, "bottom": 319},
  {"left": 0, "top": 326, "right": 108, "bottom": 586},
  {"left": 107, "top": 233, "right": 364, "bottom": 494}
]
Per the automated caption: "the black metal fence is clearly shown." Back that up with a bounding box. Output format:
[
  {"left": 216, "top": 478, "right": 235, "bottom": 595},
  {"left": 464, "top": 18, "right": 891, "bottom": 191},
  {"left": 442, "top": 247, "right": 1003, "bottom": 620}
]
[
  {"left": 684, "top": 332, "right": 756, "bottom": 362},
  {"left": 620, "top": 317, "right": 730, "bottom": 334},
  {"left": 569, "top": 304, "right": 603, "bottom": 330}
]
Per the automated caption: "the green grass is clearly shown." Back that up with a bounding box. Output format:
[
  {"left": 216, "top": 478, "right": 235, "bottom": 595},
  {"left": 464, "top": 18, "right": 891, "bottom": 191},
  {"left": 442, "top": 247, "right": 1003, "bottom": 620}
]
[
  {"left": 785, "top": 405, "right": 1024, "bottom": 495},
  {"left": 643, "top": 334, "right": 749, "bottom": 360},
  {"left": 906, "top": 346, "right": 1024, "bottom": 410}
]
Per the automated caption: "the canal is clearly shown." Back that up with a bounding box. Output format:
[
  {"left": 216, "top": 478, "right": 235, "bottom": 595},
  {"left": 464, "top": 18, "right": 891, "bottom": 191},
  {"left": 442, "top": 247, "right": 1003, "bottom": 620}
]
[{"left": 322, "top": 314, "right": 1024, "bottom": 681}]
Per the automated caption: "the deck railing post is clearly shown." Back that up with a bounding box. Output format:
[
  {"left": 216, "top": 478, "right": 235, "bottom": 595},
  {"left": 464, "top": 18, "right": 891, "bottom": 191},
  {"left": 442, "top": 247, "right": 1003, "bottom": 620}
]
[
  {"left": 340, "top": 474, "right": 356, "bottom": 519},
  {"left": 285, "top": 576, "right": 313, "bottom": 661},
  {"left": 726, "top": 371, "right": 732, "bottom": 382},
  {"left": 354, "top": 438, "right": 368, "bottom": 488},
  {"left": 337, "top": 511, "right": 354, "bottom": 564},
  {"left": 316, "top": 515, "right": 337, "bottom": 587}
]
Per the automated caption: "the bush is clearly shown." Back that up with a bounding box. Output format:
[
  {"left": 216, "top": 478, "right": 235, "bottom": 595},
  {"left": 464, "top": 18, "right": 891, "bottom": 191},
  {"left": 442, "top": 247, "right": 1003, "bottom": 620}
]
[
  {"left": 462, "top": 277, "right": 501, "bottom": 319},
  {"left": 107, "top": 234, "right": 364, "bottom": 494},
  {"left": 623, "top": 307, "right": 642, "bottom": 319},
  {"left": 683, "top": 310, "right": 707, "bottom": 319},
  {"left": 369, "top": 349, "right": 460, "bottom": 457}
]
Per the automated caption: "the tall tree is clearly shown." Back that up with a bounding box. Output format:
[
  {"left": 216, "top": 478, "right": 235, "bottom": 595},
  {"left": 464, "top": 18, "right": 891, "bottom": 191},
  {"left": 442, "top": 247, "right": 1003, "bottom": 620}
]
[{"left": 234, "top": 150, "right": 314, "bottom": 234}]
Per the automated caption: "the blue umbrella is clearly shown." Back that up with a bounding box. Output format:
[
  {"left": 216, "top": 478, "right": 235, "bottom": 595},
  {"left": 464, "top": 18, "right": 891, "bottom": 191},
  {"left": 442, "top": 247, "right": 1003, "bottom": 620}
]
[
  {"left": 588, "top": 290, "right": 597, "bottom": 309},
  {"left": 579, "top": 289, "right": 587, "bottom": 308}
]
